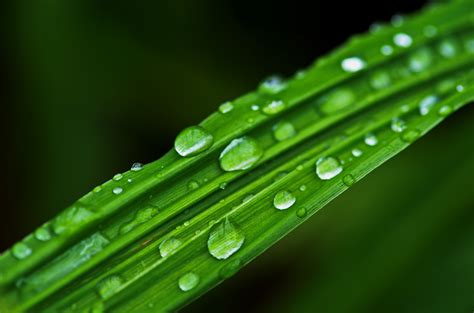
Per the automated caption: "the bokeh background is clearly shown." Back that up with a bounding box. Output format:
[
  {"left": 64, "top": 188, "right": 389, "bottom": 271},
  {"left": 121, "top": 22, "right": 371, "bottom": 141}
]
[{"left": 2, "top": 0, "right": 474, "bottom": 312}]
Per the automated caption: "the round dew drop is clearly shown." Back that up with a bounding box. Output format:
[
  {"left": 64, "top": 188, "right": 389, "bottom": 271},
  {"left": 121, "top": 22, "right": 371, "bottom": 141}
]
[
  {"left": 34, "top": 227, "right": 52, "bottom": 242},
  {"left": 178, "top": 272, "right": 200, "bottom": 292},
  {"left": 393, "top": 33, "right": 413, "bottom": 48},
  {"left": 370, "top": 71, "right": 391, "bottom": 90},
  {"left": 113, "top": 174, "right": 123, "bottom": 181},
  {"left": 296, "top": 208, "right": 307, "bottom": 218},
  {"left": 174, "top": 126, "right": 214, "bottom": 157},
  {"left": 273, "top": 190, "right": 296, "bottom": 210},
  {"left": 207, "top": 218, "right": 245, "bottom": 260},
  {"left": 319, "top": 89, "right": 355, "bottom": 114},
  {"left": 12, "top": 242, "right": 32, "bottom": 260},
  {"left": 316, "top": 157, "right": 343, "bottom": 180},
  {"left": 352, "top": 149, "right": 363, "bottom": 158},
  {"left": 96, "top": 275, "right": 124, "bottom": 300},
  {"left": 187, "top": 180, "right": 200, "bottom": 190},
  {"left": 439, "top": 39, "right": 458, "bottom": 58},
  {"left": 113, "top": 187, "right": 123, "bottom": 195},
  {"left": 380, "top": 45, "right": 394, "bottom": 56},
  {"left": 391, "top": 118, "right": 407, "bottom": 133},
  {"left": 259, "top": 76, "right": 288, "bottom": 94},
  {"left": 401, "top": 129, "right": 421, "bottom": 143},
  {"left": 219, "top": 137, "right": 263, "bottom": 172},
  {"left": 409, "top": 48, "right": 433, "bottom": 73},
  {"left": 262, "top": 100, "right": 286, "bottom": 115},
  {"left": 219, "top": 102, "right": 234, "bottom": 114},
  {"left": 438, "top": 105, "right": 453, "bottom": 117},
  {"left": 419, "top": 95, "right": 439, "bottom": 116},
  {"left": 364, "top": 133, "right": 378, "bottom": 146},
  {"left": 341, "top": 57, "right": 366, "bottom": 73},
  {"left": 273, "top": 121, "right": 297, "bottom": 142},
  {"left": 159, "top": 237, "right": 183, "bottom": 258},
  {"left": 131, "top": 162, "right": 143, "bottom": 172}
]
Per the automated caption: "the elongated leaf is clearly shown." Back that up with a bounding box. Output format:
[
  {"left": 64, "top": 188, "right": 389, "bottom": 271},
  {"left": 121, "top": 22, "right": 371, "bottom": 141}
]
[{"left": 1, "top": 1, "right": 474, "bottom": 312}]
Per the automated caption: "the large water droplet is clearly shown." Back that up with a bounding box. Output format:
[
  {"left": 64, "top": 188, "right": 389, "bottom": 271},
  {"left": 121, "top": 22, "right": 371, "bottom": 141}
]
[
  {"left": 272, "top": 121, "right": 297, "bottom": 142},
  {"left": 159, "top": 237, "right": 183, "bottom": 258},
  {"left": 174, "top": 126, "right": 214, "bottom": 157},
  {"left": 391, "top": 117, "right": 407, "bottom": 133},
  {"left": 207, "top": 218, "right": 245, "bottom": 260},
  {"left": 419, "top": 95, "right": 439, "bottom": 116},
  {"left": 34, "top": 227, "right": 52, "bottom": 242},
  {"left": 219, "top": 102, "right": 234, "bottom": 114},
  {"left": 393, "top": 33, "right": 413, "bottom": 48},
  {"left": 364, "top": 133, "right": 378, "bottom": 146},
  {"left": 262, "top": 100, "right": 286, "bottom": 115},
  {"left": 341, "top": 57, "right": 366, "bottom": 73},
  {"left": 131, "top": 163, "right": 143, "bottom": 172},
  {"left": 316, "top": 157, "right": 343, "bottom": 180},
  {"left": 259, "top": 76, "right": 287, "bottom": 94},
  {"left": 52, "top": 205, "right": 95, "bottom": 235},
  {"left": 319, "top": 89, "right": 356, "bottom": 114},
  {"left": 219, "top": 137, "right": 263, "bottom": 172},
  {"left": 96, "top": 275, "right": 124, "bottom": 300},
  {"left": 12, "top": 242, "right": 32, "bottom": 260},
  {"left": 273, "top": 191, "right": 296, "bottom": 210},
  {"left": 178, "top": 272, "right": 200, "bottom": 292},
  {"left": 409, "top": 48, "right": 433, "bottom": 73}
]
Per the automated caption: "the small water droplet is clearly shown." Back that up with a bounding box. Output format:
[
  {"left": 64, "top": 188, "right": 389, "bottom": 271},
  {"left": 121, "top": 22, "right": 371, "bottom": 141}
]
[
  {"left": 219, "top": 102, "right": 234, "bottom": 114},
  {"left": 273, "top": 191, "right": 296, "bottom": 210},
  {"left": 296, "top": 208, "right": 307, "bottom": 218},
  {"left": 423, "top": 25, "right": 437, "bottom": 37},
  {"left": 12, "top": 242, "right": 32, "bottom": 260},
  {"left": 251, "top": 104, "right": 260, "bottom": 111},
  {"left": 391, "top": 118, "right": 407, "bottom": 133},
  {"left": 113, "top": 174, "right": 123, "bottom": 181},
  {"left": 341, "top": 57, "right": 366, "bottom": 73},
  {"left": 96, "top": 275, "right": 124, "bottom": 300},
  {"left": 391, "top": 14, "right": 404, "bottom": 27},
  {"left": 272, "top": 121, "right": 297, "bottom": 142},
  {"left": 219, "top": 259, "right": 242, "bottom": 279},
  {"left": 299, "top": 185, "right": 307, "bottom": 192},
  {"left": 370, "top": 71, "right": 391, "bottom": 90},
  {"left": 242, "top": 194, "right": 254, "bottom": 203},
  {"left": 319, "top": 89, "right": 356, "bottom": 114},
  {"left": 316, "top": 157, "right": 343, "bottom": 180},
  {"left": 119, "top": 207, "right": 158, "bottom": 235},
  {"left": 159, "top": 237, "right": 183, "bottom": 258},
  {"left": 259, "top": 76, "right": 287, "bottom": 94},
  {"left": 113, "top": 187, "right": 123, "bottom": 195},
  {"left": 131, "top": 163, "right": 143, "bottom": 172},
  {"left": 409, "top": 48, "right": 433, "bottom": 73},
  {"left": 380, "top": 45, "right": 394, "bottom": 56},
  {"left": 296, "top": 164, "right": 304, "bottom": 171},
  {"left": 419, "top": 95, "right": 439, "bottom": 116},
  {"left": 219, "top": 137, "right": 263, "bottom": 172},
  {"left": 456, "top": 84, "right": 465, "bottom": 92},
  {"left": 401, "top": 129, "right": 421, "bottom": 143},
  {"left": 352, "top": 149, "right": 363, "bottom": 157},
  {"left": 207, "top": 218, "right": 245, "bottom": 260},
  {"left": 364, "top": 133, "right": 378, "bottom": 146},
  {"left": 438, "top": 105, "right": 453, "bottom": 117},
  {"left": 343, "top": 174, "right": 356, "bottom": 187},
  {"left": 219, "top": 182, "right": 228, "bottom": 190},
  {"left": 174, "top": 126, "right": 214, "bottom": 157},
  {"left": 394, "top": 33, "right": 413, "bottom": 48},
  {"left": 178, "top": 272, "right": 200, "bottom": 292},
  {"left": 34, "top": 227, "right": 52, "bottom": 242},
  {"left": 439, "top": 39, "right": 458, "bottom": 58},
  {"left": 188, "top": 180, "right": 200, "bottom": 190},
  {"left": 262, "top": 100, "right": 286, "bottom": 115},
  {"left": 93, "top": 186, "right": 102, "bottom": 193}
]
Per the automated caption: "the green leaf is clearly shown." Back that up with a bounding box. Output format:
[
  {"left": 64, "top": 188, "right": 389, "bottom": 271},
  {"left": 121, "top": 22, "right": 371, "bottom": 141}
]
[{"left": 1, "top": 1, "right": 474, "bottom": 312}]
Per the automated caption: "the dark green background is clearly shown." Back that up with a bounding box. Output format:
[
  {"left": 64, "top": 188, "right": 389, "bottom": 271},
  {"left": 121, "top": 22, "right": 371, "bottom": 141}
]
[{"left": 2, "top": 1, "right": 473, "bottom": 312}]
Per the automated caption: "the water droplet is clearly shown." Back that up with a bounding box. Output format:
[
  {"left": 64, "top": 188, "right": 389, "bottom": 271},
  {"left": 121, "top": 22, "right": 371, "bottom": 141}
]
[
  {"left": 273, "top": 191, "right": 296, "bottom": 210},
  {"left": 352, "top": 149, "right": 363, "bottom": 157},
  {"left": 127, "top": 179, "right": 133, "bottom": 183},
  {"left": 343, "top": 174, "right": 356, "bottom": 187},
  {"left": 119, "top": 207, "right": 158, "bottom": 235},
  {"left": 409, "top": 48, "right": 433, "bottom": 72},
  {"left": 296, "top": 164, "right": 304, "bottom": 171},
  {"left": 272, "top": 121, "right": 297, "bottom": 142},
  {"left": 242, "top": 194, "right": 254, "bottom": 203},
  {"left": 188, "top": 180, "right": 200, "bottom": 190},
  {"left": 113, "top": 187, "right": 123, "bottom": 195},
  {"left": 96, "top": 275, "right": 124, "bottom": 300},
  {"left": 219, "top": 182, "right": 228, "bottom": 190},
  {"left": 341, "top": 57, "right": 366, "bottom": 73},
  {"left": 423, "top": 25, "right": 437, "bottom": 37},
  {"left": 219, "top": 102, "right": 234, "bottom": 114},
  {"left": 34, "top": 227, "right": 51, "bottom": 242},
  {"left": 113, "top": 174, "right": 123, "bottom": 181},
  {"left": 251, "top": 104, "right": 260, "bottom": 111},
  {"left": 219, "top": 259, "right": 242, "bottom": 279},
  {"left": 174, "top": 126, "right": 214, "bottom": 157},
  {"left": 419, "top": 95, "right": 439, "bottom": 116},
  {"left": 296, "top": 208, "right": 307, "bottom": 218},
  {"left": 299, "top": 185, "right": 307, "bottom": 192},
  {"left": 438, "top": 105, "right": 453, "bottom": 117},
  {"left": 456, "top": 84, "right": 465, "bottom": 92},
  {"left": 370, "top": 71, "right": 391, "bottom": 90},
  {"left": 401, "top": 129, "right": 421, "bottom": 143},
  {"left": 391, "top": 14, "right": 404, "bottom": 27},
  {"left": 262, "top": 100, "right": 286, "bottom": 115},
  {"left": 319, "top": 89, "right": 356, "bottom": 114},
  {"left": 364, "top": 133, "right": 378, "bottom": 146},
  {"left": 52, "top": 205, "right": 94, "bottom": 235},
  {"left": 178, "top": 272, "right": 200, "bottom": 292},
  {"left": 380, "top": 45, "right": 394, "bottom": 56},
  {"left": 219, "top": 137, "right": 263, "bottom": 172},
  {"left": 131, "top": 163, "right": 143, "bottom": 172},
  {"left": 207, "top": 218, "right": 245, "bottom": 260},
  {"left": 12, "top": 242, "right": 32, "bottom": 260},
  {"left": 159, "top": 237, "right": 183, "bottom": 258},
  {"left": 259, "top": 76, "right": 287, "bottom": 94},
  {"left": 93, "top": 186, "right": 102, "bottom": 193},
  {"left": 391, "top": 117, "right": 407, "bottom": 133},
  {"left": 316, "top": 157, "right": 343, "bottom": 180},
  {"left": 439, "top": 39, "right": 457, "bottom": 58},
  {"left": 393, "top": 33, "right": 413, "bottom": 48}
]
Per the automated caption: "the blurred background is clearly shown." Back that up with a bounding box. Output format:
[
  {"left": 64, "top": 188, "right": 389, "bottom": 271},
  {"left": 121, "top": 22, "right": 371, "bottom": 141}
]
[{"left": 1, "top": 0, "right": 473, "bottom": 312}]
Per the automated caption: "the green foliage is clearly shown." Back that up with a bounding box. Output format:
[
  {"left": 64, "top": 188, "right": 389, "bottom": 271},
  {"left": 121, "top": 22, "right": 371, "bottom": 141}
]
[{"left": 1, "top": 1, "right": 474, "bottom": 312}]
